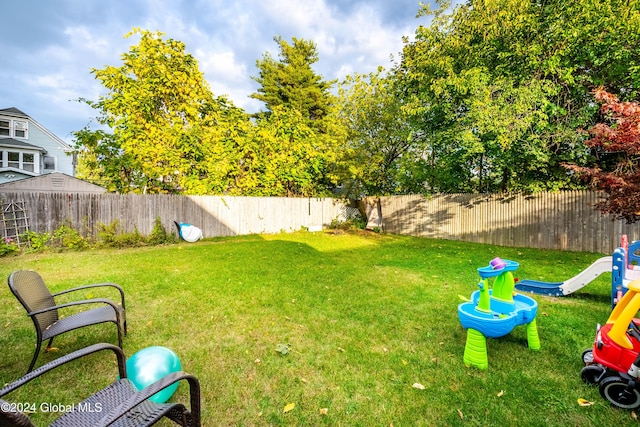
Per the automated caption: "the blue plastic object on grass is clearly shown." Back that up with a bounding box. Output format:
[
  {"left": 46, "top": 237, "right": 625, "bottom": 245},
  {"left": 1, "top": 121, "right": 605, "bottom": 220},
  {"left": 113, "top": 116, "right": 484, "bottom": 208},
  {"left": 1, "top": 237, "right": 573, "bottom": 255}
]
[
  {"left": 174, "top": 221, "right": 203, "bottom": 242},
  {"left": 126, "top": 346, "right": 182, "bottom": 403}
]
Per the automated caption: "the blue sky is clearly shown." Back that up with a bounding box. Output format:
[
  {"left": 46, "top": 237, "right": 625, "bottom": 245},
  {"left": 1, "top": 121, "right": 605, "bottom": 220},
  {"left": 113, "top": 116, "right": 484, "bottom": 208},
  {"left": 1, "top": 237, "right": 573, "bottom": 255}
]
[{"left": 0, "top": 0, "right": 437, "bottom": 143}]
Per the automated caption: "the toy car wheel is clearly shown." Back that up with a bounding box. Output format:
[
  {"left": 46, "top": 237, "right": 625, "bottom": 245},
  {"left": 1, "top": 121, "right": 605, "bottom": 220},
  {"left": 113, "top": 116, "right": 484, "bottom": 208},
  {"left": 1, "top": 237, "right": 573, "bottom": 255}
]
[
  {"left": 599, "top": 376, "right": 640, "bottom": 410},
  {"left": 581, "top": 365, "right": 606, "bottom": 385},
  {"left": 582, "top": 349, "right": 594, "bottom": 366}
]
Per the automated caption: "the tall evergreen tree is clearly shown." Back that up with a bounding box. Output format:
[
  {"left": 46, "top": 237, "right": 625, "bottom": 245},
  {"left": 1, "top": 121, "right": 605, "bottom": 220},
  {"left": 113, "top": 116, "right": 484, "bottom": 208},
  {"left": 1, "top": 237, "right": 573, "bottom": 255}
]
[
  {"left": 245, "top": 36, "right": 348, "bottom": 196},
  {"left": 251, "top": 36, "right": 335, "bottom": 130}
]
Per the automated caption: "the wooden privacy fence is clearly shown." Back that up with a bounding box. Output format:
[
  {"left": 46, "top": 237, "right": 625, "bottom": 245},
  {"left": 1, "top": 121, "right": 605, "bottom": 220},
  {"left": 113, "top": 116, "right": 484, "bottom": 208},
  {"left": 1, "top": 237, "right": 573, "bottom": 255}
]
[
  {"left": 0, "top": 192, "right": 349, "bottom": 239},
  {"left": 1, "top": 191, "right": 638, "bottom": 253},
  {"left": 362, "top": 192, "right": 640, "bottom": 253}
]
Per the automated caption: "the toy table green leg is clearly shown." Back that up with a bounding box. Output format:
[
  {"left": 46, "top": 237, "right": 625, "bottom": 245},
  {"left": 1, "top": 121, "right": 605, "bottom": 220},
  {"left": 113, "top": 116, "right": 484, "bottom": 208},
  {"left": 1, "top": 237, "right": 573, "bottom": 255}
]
[
  {"left": 527, "top": 319, "right": 541, "bottom": 350},
  {"left": 463, "top": 328, "right": 488, "bottom": 370}
]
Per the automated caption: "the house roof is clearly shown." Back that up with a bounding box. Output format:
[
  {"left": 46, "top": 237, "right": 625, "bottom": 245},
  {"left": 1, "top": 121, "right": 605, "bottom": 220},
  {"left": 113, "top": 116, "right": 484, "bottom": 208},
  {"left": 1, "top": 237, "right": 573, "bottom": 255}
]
[
  {"left": 0, "top": 107, "right": 71, "bottom": 151},
  {"left": 0, "top": 107, "right": 28, "bottom": 117},
  {"left": 0, "top": 138, "right": 46, "bottom": 152},
  {"left": 0, "top": 172, "right": 106, "bottom": 194}
]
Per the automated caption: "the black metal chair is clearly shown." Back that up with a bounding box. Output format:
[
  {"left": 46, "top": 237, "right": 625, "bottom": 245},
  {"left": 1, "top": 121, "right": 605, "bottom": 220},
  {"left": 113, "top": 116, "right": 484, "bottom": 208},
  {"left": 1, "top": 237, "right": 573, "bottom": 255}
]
[
  {"left": 8, "top": 270, "right": 127, "bottom": 373},
  {"left": 0, "top": 343, "right": 201, "bottom": 427}
]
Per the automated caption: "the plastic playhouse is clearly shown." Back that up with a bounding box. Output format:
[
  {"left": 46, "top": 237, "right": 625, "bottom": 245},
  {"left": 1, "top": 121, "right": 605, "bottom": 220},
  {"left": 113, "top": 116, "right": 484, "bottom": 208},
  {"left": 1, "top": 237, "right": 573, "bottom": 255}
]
[
  {"left": 611, "top": 235, "right": 640, "bottom": 307},
  {"left": 458, "top": 258, "right": 540, "bottom": 370},
  {"left": 581, "top": 279, "right": 640, "bottom": 409}
]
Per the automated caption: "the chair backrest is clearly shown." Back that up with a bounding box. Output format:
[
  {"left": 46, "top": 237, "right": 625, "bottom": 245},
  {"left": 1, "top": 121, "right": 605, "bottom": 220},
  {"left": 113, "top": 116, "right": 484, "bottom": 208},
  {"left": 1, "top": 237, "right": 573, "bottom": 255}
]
[
  {"left": 8, "top": 271, "right": 59, "bottom": 334},
  {"left": 0, "top": 398, "right": 35, "bottom": 427}
]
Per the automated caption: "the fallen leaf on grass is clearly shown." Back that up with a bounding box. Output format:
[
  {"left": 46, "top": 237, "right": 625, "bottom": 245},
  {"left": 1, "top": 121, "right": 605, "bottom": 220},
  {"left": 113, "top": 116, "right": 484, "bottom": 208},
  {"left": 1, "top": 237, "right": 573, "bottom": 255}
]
[
  {"left": 275, "top": 343, "right": 290, "bottom": 355},
  {"left": 577, "top": 398, "right": 594, "bottom": 407},
  {"left": 283, "top": 403, "right": 295, "bottom": 413},
  {"left": 402, "top": 359, "right": 408, "bottom": 365},
  {"left": 497, "top": 390, "right": 504, "bottom": 397},
  {"left": 632, "top": 411, "right": 638, "bottom": 420},
  {"left": 45, "top": 347, "right": 59, "bottom": 352},
  {"left": 412, "top": 383, "right": 425, "bottom": 390},
  {"left": 457, "top": 409, "right": 464, "bottom": 419},
  {"left": 319, "top": 408, "right": 328, "bottom": 415}
]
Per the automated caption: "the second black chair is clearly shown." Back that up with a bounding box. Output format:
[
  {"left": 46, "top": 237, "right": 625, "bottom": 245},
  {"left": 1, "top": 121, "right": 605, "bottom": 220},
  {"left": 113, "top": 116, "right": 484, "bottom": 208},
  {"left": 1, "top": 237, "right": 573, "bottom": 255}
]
[{"left": 7, "top": 270, "right": 127, "bottom": 373}]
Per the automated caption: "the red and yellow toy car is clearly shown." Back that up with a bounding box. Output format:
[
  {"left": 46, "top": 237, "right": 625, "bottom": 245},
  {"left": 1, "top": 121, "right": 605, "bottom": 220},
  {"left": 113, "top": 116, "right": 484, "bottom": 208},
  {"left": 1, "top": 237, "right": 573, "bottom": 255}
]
[{"left": 581, "top": 279, "right": 640, "bottom": 409}]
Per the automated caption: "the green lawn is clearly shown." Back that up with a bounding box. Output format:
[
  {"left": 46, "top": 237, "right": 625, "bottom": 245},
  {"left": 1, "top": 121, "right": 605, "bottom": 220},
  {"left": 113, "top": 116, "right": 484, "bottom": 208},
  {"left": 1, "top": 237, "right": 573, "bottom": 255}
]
[{"left": 0, "top": 231, "right": 634, "bottom": 426}]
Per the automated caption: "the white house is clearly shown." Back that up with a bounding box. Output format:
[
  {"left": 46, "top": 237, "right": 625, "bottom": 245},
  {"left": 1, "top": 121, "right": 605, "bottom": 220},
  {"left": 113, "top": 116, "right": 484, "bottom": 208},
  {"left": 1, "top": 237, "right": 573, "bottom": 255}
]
[{"left": 0, "top": 107, "right": 75, "bottom": 184}]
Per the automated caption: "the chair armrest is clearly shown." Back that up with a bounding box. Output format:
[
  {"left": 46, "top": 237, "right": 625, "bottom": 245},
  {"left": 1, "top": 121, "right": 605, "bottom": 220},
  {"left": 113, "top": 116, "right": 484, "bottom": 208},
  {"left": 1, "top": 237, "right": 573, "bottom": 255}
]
[
  {"left": 0, "top": 343, "right": 126, "bottom": 398},
  {"left": 99, "top": 372, "right": 201, "bottom": 426},
  {"left": 28, "top": 298, "right": 123, "bottom": 317},
  {"left": 52, "top": 283, "right": 126, "bottom": 309}
]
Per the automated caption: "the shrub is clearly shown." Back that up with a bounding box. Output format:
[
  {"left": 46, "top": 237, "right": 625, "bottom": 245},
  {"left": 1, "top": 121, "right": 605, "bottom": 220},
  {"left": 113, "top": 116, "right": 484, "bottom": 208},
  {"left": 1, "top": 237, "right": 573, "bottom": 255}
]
[
  {"left": 24, "top": 230, "right": 51, "bottom": 252},
  {"left": 96, "top": 220, "right": 146, "bottom": 248},
  {"left": 3, "top": 218, "right": 181, "bottom": 255},
  {"left": 0, "top": 237, "right": 19, "bottom": 256},
  {"left": 147, "top": 217, "right": 169, "bottom": 245},
  {"left": 329, "top": 211, "right": 367, "bottom": 230},
  {"left": 51, "top": 221, "right": 91, "bottom": 251}
]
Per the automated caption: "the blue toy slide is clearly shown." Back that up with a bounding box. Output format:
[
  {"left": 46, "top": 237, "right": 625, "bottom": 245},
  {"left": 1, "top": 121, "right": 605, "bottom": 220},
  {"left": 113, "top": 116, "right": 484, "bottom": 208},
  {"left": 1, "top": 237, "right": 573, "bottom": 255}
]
[{"left": 515, "top": 256, "right": 612, "bottom": 297}]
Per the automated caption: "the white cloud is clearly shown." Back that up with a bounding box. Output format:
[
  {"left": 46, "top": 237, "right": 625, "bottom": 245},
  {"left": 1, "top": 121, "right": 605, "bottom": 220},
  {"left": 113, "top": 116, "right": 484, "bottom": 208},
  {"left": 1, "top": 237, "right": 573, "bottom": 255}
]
[{"left": 196, "top": 49, "right": 260, "bottom": 110}]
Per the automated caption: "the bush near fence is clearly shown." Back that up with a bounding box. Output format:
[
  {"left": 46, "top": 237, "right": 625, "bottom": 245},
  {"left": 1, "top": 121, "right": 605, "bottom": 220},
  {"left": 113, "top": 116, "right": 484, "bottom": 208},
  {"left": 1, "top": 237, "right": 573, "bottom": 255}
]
[{"left": 0, "top": 191, "right": 635, "bottom": 253}]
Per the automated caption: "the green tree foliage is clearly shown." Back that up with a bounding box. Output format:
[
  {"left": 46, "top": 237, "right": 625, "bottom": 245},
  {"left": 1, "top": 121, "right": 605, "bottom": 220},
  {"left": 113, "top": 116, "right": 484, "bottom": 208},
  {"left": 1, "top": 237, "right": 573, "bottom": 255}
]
[
  {"left": 227, "top": 106, "right": 336, "bottom": 196},
  {"left": 73, "top": 127, "right": 137, "bottom": 193},
  {"left": 77, "top": 30, "right": 345, "bottom": 197},
  {"left": 338, "top": 67, "right": 421, "bottom": 195},
  {"left": 246, "top": 36, "right": 348, "bottom": 196},
  {"left": 565, "top": 89, "right": 640, "bottom": 223},
  {"left": 77, "top": 28, "right": 248, "bottom": 194},
  {"left": 394, "top": 0, "right": 640, "bottom": 193},
  {"left": 251, "top": 36, "right": 335, "bottom": 128}
]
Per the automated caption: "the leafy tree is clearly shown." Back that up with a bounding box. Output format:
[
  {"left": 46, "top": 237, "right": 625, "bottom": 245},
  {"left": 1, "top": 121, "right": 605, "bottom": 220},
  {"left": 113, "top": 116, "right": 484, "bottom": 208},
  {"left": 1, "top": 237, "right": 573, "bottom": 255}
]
[
  {"left": 395, "top": 0, "right": 640, "bottom": 193},
  {"left": 247, "top": 36, "right": 348, "bottom": 196},
  {"left": 565, "top": 89, "right": 640, "bottom": 223},
  {"left": 338, "top": 67, "right": 421, "bottom": 195},
  {"left": 78, "top": 28, "right": 247, "bottom": 194},
  {"left": 73, "top": 127, "right": 138, "bottom": 193},
  {"left": 229, "top": 106, "right": 328, "bottom": 196},
  {"left": 77, "top": 30, "right": 347, "bottom": 197}
]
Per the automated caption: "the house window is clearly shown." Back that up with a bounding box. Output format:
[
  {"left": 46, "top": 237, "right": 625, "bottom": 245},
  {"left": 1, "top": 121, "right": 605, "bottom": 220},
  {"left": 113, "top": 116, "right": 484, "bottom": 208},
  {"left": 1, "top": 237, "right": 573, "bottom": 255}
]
[
  {"left": 7, "top": 152, "right": 19, "bottom": 168},
  {"left": 2, "top": 150, "right": 38, "bottom": 173},
  {"left": 23, "top": 153, "right": 34, "bottom": 172},
  {"left": 0, "top": 120, "right": 9, "bottom": 136},
  {"left": 14, "top": 121, "right": 27, "bottom": 138},
  {"left": 43, "top": 155, "right": 56, "bottom": 171},
  {"left": 0, "top": 118, "right": 28, "bottom": 138}
]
